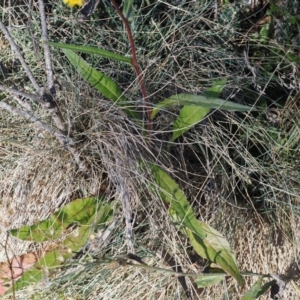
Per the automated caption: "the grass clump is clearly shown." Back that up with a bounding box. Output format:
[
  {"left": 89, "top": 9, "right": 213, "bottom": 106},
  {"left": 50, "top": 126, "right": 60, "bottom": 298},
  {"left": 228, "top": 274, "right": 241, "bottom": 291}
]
[{"left": 0, "top": 0, "right": 300, "bottom": 299}]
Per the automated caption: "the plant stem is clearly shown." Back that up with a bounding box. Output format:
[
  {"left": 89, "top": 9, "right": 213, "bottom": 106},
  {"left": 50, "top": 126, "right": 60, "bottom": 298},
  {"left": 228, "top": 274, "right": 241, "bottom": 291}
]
[
  {"left": 109, "top": 0, "right": 152, "bottom": 132},
  {"left": 59, "top": 257, "right": 272, "bottom": 279}
]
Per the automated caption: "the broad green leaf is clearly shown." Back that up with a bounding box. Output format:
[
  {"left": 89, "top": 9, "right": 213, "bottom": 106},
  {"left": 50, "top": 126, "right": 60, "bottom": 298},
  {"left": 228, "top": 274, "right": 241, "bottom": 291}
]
[
  {"left": 195, "top": 274, "right": 225, "bottom": 288},
  {"left": 8, "top": 200, "right": 113, "bottom": 294},
  {"left": 186, "top": 222, "right": 244, "bottom": 286},
  {"left": 48, "top": 42, "right": 132, "bottom": 64},
  {"left": 62, "top": 49, "right": 138, "bottom": 120},
  {"left": 63, "top": 49, "right": 124, "bottom": 102},
  {"left": 203, "top": 79, "right": 227, "bottom": 98},
  {"left": 171, "top": 79, "right": 226, "bottom": 141},
  {"left": 171, "top": 106, "right": 210, "bottom": 142},
  {"left": 10, "top": 196, "right": 111, "bottom": 242},
  {"left": 151, "top": 94, "right": 255, "bottom": 119},
  {"left": 123, "top": 0, "right": 134, "bottom": 19},
  {"left": 9, "top": 249, "right": 70, "bottom": 293},
  {"left": 63, "top": 203, "right": 113, "bottom": 252},
  {"left": 151, "top": 164, "right": 206, "bottom": 239},
  {"left": 10, "top": 268, "right": 42, "bottom": 292},
  {"left": 241, "top": 277, "right": 275, "bottom": 300},
  {"left": 151, "top": 164, "right": 244, "bottom": 286}
]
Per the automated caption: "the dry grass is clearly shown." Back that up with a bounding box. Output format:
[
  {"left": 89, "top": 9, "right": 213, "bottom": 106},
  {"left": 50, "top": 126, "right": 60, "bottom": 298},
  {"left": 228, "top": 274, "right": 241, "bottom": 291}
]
[{"left": 0, "top": 0, "right": 300, "bottom": 299}]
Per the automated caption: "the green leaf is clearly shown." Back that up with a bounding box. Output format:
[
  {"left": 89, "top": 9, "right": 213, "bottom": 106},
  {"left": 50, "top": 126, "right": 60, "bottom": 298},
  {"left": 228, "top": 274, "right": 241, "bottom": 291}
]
[
  {"left": 151, "top": 164, "right": 206, "bottom": 238},
  {"left": 62, "top": 49, "right": 138, "bottom": 120},
  {"left": 241, "top": 277, "right": 275, "bottom": 300},
  {"left": 8, "top": 248, "right": 75, "bottom": 293},
  {"left": 171, "top": 106, "right": 210, "bottom": 142},
  {"left": 151, "top": 94, "right": 255, "bottom": 119},
  {"left": 195, "top": 274, "right": 225, "bottom": 288},
  {"left": 170, "top": 80, "right": 227, "bottom": 141},
  {"left": 48, "top": 42, "right": 132, "bottom": 64},
  {"left": 203, "top": 79, "right": 227, "bottom": 98},
  {"left": 10, "top": 196, "right": 111, "bottom": 242},
  {"left": 62, "top": 49, "right": 124, "bottom": 102},
  {"left": 123, "top": 0, "right": 134, "bottom": 19},
  {"left": 8, "top": 198, "right": 113, "bottom": 293},
  {"left": 151, "top": 164, "right": 244, "bottom": 286},
  {"left": 186, "top": 222, "right": 244, "bottom": 286}
]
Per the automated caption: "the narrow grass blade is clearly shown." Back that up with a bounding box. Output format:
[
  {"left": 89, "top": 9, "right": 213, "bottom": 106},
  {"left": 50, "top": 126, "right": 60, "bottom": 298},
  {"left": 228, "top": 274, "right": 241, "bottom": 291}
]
[
  {"left": 151, "top": 94, "right": 255, "bottom": 119},
  {"left": 123, "top": 0, "right": 134, "bottom": 19},
  {"left": 195, "top": 274, "right": 225, "bottom": 288},
  {"left": 151, "top": 164, "right": 244, "bottom": 286},
  {"left": 291, "top": 280, "right": 300, "bottom": 296},
  {"left": 48, "top": 42, "right": 132, "bottom": 64}
]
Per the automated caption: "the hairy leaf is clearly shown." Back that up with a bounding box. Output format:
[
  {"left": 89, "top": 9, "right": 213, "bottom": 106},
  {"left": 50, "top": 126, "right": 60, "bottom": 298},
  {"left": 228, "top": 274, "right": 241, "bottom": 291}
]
[
  {"left": 241, "top": 277, "right": 275, "bottom": 300},
  {"left": 8, "top": 198, "right": 113, "bottom": 294},
  {"left": 186, "top": 222, "right": 244, "bottom": 286},
  {"left": 151, "top": 164, "right": 244, "bottom": 286},
  {"left": 10, "top": 197, "right": 111, "bottom": 242},
  {"left": 203, "top": 79, "right": 227, "bottom": 98},
  {"left": 63, "top": 49, "right": 124, "bottom": 101},
  {"left": 171, "top": 79, "right": 226, "bottom": 141},
  {"left": 195, "top": 274, "right": 225, "bottom": 288}
]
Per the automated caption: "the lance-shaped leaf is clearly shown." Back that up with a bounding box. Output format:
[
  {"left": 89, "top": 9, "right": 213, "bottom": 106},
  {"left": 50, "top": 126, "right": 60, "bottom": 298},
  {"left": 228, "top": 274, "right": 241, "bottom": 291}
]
[
  {"left": 152, "top": 94, "right": 255, "bottom": 119},
  {"left": 62, "top": 49, "right": 123, "bottom": 102},
  {"left": 171, "top": 106, "right": 210, "bottom": 142},
  {"left": 10, "top": 196, "right": 111, "bottom": 242},
  {"left": 151, "top": 164, "right": 244, "bottom": 286},
  {"left": 8, "top": 199, "right": 113, "bottom": 294},
  {"left": 171, "top": 80, "right": 226, "bottom": 141},
  {"left": 59, "top": 49, "right": 138, "bottom": 120},
  {"left": 123, "top": 0, "right": 134, "bottom": 19},
  {"left": 48, "top": 42, "right": 132, "bottom": 64},
  {"left": 186, "top": 222, "right": 244, "bottom": 286},
  {"left": 241, "top": 276, "right": 275, "bottom": 300},
  {"left": 195, "top": 274, "right": 225, "bottom": 288}
]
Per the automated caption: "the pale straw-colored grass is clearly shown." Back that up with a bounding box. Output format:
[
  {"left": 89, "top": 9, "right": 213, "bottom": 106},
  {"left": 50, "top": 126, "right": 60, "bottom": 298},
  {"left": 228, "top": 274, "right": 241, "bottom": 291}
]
[{"left": 0, "top": 0, "right": 299, "bottom": 299}]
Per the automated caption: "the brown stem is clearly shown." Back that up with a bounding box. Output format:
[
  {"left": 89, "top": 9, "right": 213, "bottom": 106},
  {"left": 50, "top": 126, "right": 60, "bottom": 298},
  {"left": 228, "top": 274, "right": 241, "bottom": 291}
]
[{"left": 109, "top": 0, "right": 152, "bottom": 132}]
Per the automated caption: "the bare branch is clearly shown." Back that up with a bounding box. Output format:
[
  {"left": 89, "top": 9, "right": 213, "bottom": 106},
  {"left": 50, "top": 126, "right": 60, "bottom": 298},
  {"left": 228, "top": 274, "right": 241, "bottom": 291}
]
[
  {"left": 0, "top": 20, "right": 43, "bottom": 95},
  {"left": 38, "top": 0, "right": 55, "bottom": 95},
  {"left": 0, "top": 101, "right": 66, "bottom": 142},
  {"left": 0, "top": 84, "right": 41, "bottom": 103},
  {"left": 0, "top": 101, "right": 87, "bottom": 171}
]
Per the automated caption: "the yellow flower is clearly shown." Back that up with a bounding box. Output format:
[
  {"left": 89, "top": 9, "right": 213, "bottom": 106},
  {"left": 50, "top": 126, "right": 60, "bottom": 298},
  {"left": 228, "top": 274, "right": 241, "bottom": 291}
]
[{"left": 63, "top": 0, "right": 83, "bottom": 8}]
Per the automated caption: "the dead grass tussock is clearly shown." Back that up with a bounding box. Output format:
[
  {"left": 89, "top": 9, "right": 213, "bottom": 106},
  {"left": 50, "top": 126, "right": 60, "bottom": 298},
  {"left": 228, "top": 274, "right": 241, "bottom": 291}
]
[
  {"left": 0, "top": 88, "right": 151, "bottom": 255},
  {"left": 0, "top": 0, "right": 300, "bottom": 299}
]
